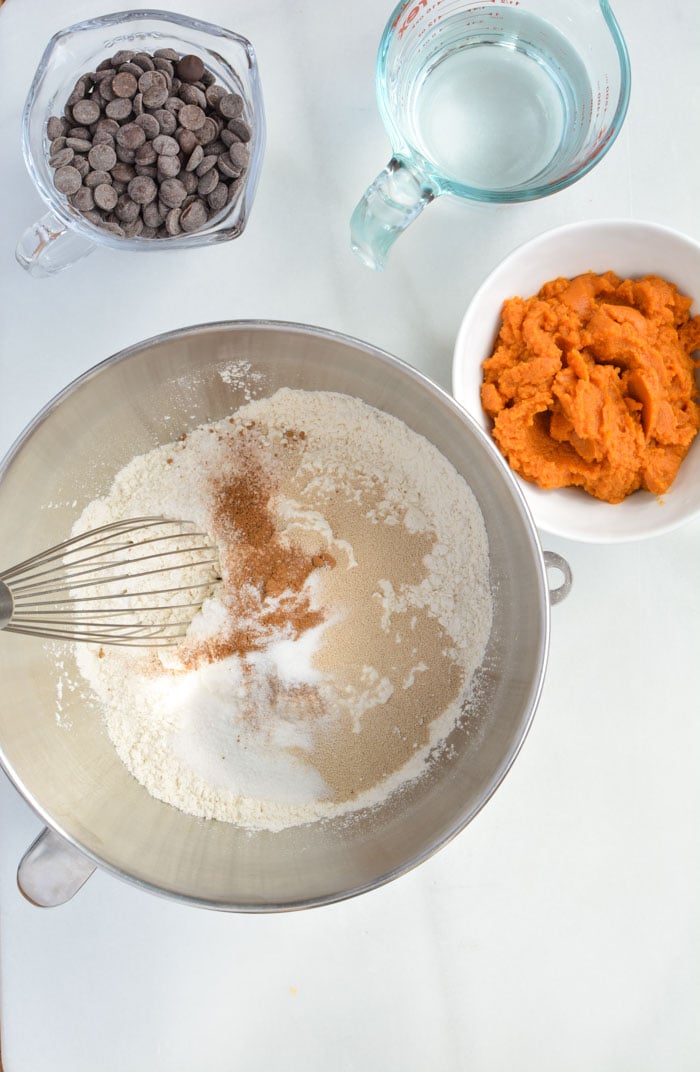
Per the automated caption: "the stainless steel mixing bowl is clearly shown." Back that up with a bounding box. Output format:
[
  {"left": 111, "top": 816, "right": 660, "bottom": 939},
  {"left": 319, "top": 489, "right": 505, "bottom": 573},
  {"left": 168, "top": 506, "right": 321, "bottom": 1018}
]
[{"left": 0, "top": 322, "right": 568, "bottom": 911}]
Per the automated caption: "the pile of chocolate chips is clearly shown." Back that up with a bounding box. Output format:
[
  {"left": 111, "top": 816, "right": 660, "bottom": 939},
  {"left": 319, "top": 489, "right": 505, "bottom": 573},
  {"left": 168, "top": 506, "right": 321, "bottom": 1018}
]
[{"left": 46, "top": 48, "right": 252, "bottom": 238}]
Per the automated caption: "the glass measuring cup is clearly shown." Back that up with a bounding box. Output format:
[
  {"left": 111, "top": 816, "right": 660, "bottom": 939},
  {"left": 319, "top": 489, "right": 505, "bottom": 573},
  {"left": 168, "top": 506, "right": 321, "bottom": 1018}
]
[
  {"left": 350, "top": 0, "right": 631, "bottom": 270},
  {"left": 17, "top": 10, "right": 265, "bottom": 277}
]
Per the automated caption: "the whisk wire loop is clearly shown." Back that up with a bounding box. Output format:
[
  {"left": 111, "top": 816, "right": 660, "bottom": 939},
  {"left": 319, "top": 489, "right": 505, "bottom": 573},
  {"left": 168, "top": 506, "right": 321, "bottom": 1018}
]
[{"left": 0, "top": 517, "right": 220, "bottom": 647}]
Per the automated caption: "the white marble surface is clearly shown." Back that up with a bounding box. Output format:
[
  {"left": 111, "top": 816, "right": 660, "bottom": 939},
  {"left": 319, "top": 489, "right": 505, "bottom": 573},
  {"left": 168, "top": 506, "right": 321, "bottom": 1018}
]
[{"left": 0, "top": 1, "right": 699, "bottom": 1069}]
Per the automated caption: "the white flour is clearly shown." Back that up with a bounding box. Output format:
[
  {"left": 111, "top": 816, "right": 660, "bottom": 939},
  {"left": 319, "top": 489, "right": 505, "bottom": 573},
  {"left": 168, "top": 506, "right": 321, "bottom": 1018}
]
[{"left": 75, "top": 388, "right": 493, "bottom": 830}]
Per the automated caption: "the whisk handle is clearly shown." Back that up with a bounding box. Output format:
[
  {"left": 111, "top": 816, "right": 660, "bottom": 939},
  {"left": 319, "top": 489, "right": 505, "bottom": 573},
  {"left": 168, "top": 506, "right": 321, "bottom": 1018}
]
[{"left": 0, "top": 580, "right": 13, "bottom": 629}]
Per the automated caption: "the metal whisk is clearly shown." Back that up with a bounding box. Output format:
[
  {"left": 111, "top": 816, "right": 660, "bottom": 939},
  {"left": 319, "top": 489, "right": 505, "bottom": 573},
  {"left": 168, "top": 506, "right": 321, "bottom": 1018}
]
[{"left": 0, "top": 517, "right": 220, "bottom": 647}]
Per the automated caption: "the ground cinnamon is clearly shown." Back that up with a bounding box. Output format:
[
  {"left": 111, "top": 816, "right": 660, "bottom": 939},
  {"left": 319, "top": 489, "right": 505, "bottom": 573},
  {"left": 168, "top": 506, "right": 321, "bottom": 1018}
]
[{"left": 180, "top": 452, "right": 333, "bottom": 668}]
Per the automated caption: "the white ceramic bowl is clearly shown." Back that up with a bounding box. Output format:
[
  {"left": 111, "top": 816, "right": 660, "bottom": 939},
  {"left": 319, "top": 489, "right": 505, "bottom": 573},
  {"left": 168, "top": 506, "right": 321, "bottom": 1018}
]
[{"left": 452, "top": 219, "right": 700, "bottom": 543}]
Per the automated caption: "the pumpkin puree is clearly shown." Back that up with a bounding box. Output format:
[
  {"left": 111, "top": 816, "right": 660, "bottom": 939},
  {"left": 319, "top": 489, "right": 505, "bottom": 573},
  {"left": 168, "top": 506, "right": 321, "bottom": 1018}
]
[{"left": 481, "top": 272, "right": 700, "bottom": 503}]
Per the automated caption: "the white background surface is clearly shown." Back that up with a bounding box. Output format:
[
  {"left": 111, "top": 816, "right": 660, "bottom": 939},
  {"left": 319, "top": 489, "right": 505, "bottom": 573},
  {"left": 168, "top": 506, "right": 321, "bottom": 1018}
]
[{"left": 0, "top": 1, "right": 699, "bottom": 1069}]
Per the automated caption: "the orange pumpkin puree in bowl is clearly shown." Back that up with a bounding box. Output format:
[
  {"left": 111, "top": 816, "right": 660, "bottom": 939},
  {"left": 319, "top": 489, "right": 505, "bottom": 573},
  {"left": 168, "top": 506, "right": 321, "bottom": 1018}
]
[{"left": 480, "top": 272, "right": 700, "bottom": 503}]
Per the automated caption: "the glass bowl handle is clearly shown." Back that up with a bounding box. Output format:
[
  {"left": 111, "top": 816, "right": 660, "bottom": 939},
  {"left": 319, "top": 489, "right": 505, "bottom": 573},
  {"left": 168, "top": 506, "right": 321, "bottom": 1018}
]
[
  {"left": 16, "top": 211, "right": 95, "bottom": 277},
  {"left": 350, "top": 156, "right": 434, "bottom": 271}
]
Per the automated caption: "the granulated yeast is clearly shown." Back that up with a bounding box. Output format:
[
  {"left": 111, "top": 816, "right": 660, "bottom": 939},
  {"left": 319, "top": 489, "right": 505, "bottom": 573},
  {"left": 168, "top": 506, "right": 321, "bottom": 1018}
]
[{"left": 75, "top": 389, "right": 493, "bottom": 830}]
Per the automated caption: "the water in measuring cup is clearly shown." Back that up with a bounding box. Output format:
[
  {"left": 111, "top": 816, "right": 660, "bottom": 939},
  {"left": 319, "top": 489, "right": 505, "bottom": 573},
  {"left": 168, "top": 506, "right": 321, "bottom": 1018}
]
[{"left": 410, "top": 10, "right": 592, "bottom": 192}]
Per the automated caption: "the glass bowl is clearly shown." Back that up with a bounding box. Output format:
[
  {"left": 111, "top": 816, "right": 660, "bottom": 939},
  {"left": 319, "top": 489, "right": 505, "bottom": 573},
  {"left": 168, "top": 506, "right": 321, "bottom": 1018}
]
[{"left": 17, "top": 9, "right": 265, "bottom": 276}]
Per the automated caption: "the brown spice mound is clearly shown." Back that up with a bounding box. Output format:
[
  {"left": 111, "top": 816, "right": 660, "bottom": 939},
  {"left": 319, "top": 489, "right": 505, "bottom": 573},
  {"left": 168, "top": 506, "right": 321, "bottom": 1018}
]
[{"left": 180, "top": 457, "right": 333, "bottom": 669}]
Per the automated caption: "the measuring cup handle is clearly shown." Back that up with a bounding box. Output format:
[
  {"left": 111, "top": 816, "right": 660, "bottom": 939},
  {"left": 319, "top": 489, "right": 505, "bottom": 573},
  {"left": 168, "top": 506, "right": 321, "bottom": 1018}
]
[
  {"left": 350, "top": 157, "right": 434, "bottom": 271},
  {"left": 16, "top": 210, "right": 95, "bottom": 277}
]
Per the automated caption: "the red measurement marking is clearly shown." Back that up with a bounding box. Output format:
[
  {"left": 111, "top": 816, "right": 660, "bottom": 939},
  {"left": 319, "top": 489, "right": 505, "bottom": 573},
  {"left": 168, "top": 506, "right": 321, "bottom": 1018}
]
[{"left": 392, "top": 0, "right": 428, "bottom": 38}]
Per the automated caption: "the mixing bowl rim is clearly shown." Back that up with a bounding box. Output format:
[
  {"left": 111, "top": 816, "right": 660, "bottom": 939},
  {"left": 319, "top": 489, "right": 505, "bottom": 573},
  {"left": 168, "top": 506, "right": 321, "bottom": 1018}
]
[{"left": 0, "top": 319, "right": 551, "bottom": 912}]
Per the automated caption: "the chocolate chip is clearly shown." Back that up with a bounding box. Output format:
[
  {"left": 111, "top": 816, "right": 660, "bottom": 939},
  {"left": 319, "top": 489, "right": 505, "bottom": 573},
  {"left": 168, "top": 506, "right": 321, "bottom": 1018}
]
[
  {"left": 112, "top": 71, "right": 139, "bottom": 99},
  {"left": 88, "top": 143, "right": 117, "bottom": 171},
  {"left": 128, "top": 175, "right": 158, "bottom": 205},
  {"left": 67, "top": 78, "right": 88, "bottom": 106},
  {"left": 114, "top": 194, "right": 141, "bottom": 222},
  {"left": 72, "top": 99, "right": 101, "bottom": 125},
  {"left": 84, "top": 169, "right": 113, "bottom": 188},
  {"left": 218, "top": 93, "right": 244, "bottom": 119},
  {"left": 176, "top": 54, "right": 205, "bottom": 83},
  {"left": 227, "top": 177, "right": 244, "bottom": 203},
  {"left": 73, "top": 156, "right": 90, "bottom": 178},
  {"left": 53, "top": 165, "right": 83, "bottom": 194},
  {"left": 154, "top": 48, "right": 180, "bottom": 62},
  {"left": 205, "top": 84, "right": 227, "bottom": 109},
  {"left": 100, "top": 220, "right": 126, "bottom": 236},
  {"left": 181, "top": 170, "right": 198, "bottom": 194},
  {"left": 157, "top": 154, "right": 181, "bottom": 178},
  {"left": 152, "top": 133, "right": 179, "bottom": 156},
  {"left": 153, "top": 109, "right": 177, "bottom": 136},
  {"left": 176, "top": 128, "right": 198, "bottom": 154},
  {"left": 159, "top": 177, "right": 187, "bottom": 207},
  {"left": 105, "top": 98, "right": 133, "bottom": 121},
  {"left": 98, "top": 78, "right": 117, "bottom": 103},
  {"left": 123, "top": 216, "right": 144, "bottom": 237},
  {"left": 111, "top": 162, "right": 136, "bottom": 183},
  {"left": 71, "top": 186, "right": 95, "bottom": 212},
  {"left": 195, "top": 117, "right": 218, "bottom": 146},
  {"left": 91, "top": 130, "right": 115, "bottom": 147},
  {"left": 116, "top": 123, "right": 146, "bottom": 150},
  {"left": 65, "top": 137, "right": 92, "bottom": 153},
  {"left": 118, "top": 62, "right": 144, "bottom": 80},
  {"left": 142, "top": 201, "right": 164, "bottom": 228},
  {"left": 135, "top": 142, "right": 158, "bottom": 165},
  {"left": 165, "top": 207, "right": 182, "bottom": 235},
  {"left": 185, "top": 145, "right": 204, "bottom": 172},
  {"left": 197, "top": 168, "right": 219, "bottom": 196},
  {"left": 154, "top": 58, "right": 175, "bottom": 78},
  {"left": 49, "top": 147, "right": 74, "bottom": 168},
  {"left": 142, "top": 83, "right": 169, "bottom": 109},
  {"left": 93, "top": 183, "right": 118, "bottom": 211},
  {"left": 228, "top": 142, "right": 250, "bottom": 171},
  {"left": 180, "top": 198, "right": 208, "bottom": 232},
  {"left": 47, "top": 115, "right": 68, "bottom": 140},
  {"left": 133, "top": 52, "right": 155, "bottom": 72},
  {"left": 113, "top": 51, "right": 137, "bottom": 67},
  {"left": 178, "top": 104, "right": 206, "bottom": 131},
  {"left": 207, "top": 182, "right": 229, "bottom": 213},
  {"left": 50, "top": 133, "right": 67, "bottom": 154},
  {"left": 138, "top": 70, "right": 165, "bottom": 93},
  {"left": 135, "top": 113, "right": 160, "bottom": 139},
  {"left": 180, "top": 84, "right": 207, "bottom": 108},
  {"left": 227, "top": 118, "right": 251, "bottom": 142},
  {"left": 216, "top": 153, "right": 242, "bottom": 180},
  {"left": 195, "top": 153, "right": 218, "bottom": 177},
  {"left": 95, "top": 117, "right": 120, "bottom": 135}
]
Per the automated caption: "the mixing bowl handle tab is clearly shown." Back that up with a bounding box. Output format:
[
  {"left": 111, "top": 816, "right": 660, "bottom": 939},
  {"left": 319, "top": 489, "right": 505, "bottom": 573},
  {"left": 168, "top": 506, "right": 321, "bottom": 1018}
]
[
  {"left": 17, "top": 826, "right": 96, "bottom": 907},
  {"left": 15, "top": 210, "right": 96, "bottom": 278},
  {"left": 543, "top": 551, "right": 572, "bottom": 605}
]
